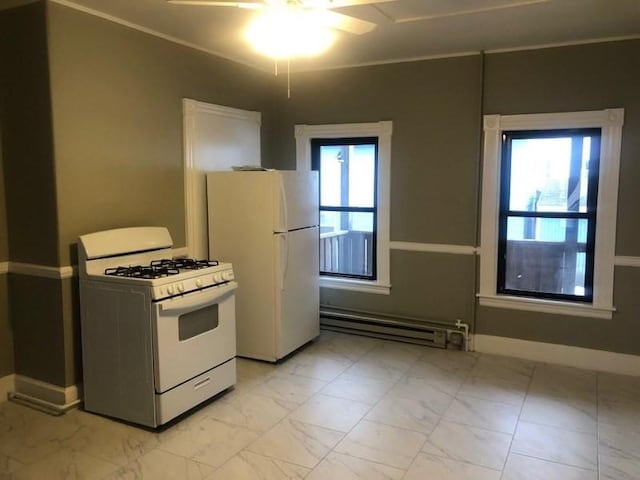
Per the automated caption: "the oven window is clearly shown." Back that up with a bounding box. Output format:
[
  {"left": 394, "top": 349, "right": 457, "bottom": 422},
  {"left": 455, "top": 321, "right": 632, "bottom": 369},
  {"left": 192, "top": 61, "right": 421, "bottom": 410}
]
[{"left": 178, "top": 304, "right": 219, "bottom": 341}]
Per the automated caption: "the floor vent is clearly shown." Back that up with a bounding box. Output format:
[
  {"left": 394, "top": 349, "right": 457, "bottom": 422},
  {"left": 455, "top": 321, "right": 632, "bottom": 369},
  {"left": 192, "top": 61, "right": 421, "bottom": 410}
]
[{"left": 320, "top": 307, "right": 459, "bottom": 349}]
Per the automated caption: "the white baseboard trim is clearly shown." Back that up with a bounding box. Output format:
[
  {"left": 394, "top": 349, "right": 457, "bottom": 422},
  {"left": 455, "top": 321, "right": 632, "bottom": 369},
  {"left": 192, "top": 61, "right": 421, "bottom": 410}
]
[
  {"left": 14, "top": 375, "right": 82, "bottom": 411},
  {"left": 473, "top": 334, "right": 640, "bottom": 377},
  {"left": 0, "top": 374, "right": 15, "bottom": 402}
]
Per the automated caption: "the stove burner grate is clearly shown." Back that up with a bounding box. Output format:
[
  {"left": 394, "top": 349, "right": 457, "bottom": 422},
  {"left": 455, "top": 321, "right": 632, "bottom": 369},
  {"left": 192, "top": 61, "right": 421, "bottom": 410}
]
[
  {"left": 151, "top": 258, "right": 220, "bottom": 270},
  {"left": 105, "top": 265, "right": 180, "bottom": 279},
  {"left": 104, "top": 258, "right": 220, "bottom": 278}
]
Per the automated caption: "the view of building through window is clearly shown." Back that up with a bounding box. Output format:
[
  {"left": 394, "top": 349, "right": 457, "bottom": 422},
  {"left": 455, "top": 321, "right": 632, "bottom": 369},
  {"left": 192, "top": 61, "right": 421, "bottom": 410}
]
[
  {"left": 312, "top": 139, "right": 378, "bottom": 279},
  {"left": 498, "top": 129, "right": 600, "bottom": 301}
]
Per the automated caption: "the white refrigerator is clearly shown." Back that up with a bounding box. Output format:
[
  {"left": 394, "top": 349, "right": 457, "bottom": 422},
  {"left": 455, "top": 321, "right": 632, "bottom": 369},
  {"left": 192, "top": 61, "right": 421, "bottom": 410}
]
[{"left": 207, "top": 170, "right": 320, "bottom": 361}]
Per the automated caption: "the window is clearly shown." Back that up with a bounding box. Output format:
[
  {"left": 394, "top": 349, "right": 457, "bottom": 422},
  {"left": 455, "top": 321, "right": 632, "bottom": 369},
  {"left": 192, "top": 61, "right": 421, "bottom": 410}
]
[
  {"left": 311, "top": 138, "right": 378, "bottom": 280},
  {"left": 295, "top": 122, "right": 392, "bottom": 294},
  {"left": 479, "top": 110, "right": 623, "bottom": 319},
  {"left": 498, "top": 129, "right": 600, "bottom": 302}
]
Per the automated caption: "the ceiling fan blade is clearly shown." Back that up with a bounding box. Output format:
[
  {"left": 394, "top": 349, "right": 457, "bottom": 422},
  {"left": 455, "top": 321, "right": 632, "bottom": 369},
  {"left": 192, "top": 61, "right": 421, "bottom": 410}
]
[
  {"left": 317, "top": 10, "right": 377, "bottom": 34},
  {"left": 166, "top": 0, "right": 264, "bottom": 9},
  {"left": 304, "top": 0, "right": 398, "bottom": 7}
]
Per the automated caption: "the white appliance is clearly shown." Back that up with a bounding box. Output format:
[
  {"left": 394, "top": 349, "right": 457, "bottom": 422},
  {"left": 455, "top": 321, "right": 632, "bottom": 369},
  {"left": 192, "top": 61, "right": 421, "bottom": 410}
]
[
  {"left": 207, "top": 170, "right": 319, "bottom": 361},
  {"left": 78, "top": 227, "right": 237, "bottom": 428}
]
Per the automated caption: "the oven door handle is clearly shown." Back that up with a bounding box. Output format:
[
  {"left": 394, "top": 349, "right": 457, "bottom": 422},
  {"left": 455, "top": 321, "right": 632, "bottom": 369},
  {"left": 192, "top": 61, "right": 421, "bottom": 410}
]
[{"left": 158, "top": 282, "right": 237, "bottom": 315}]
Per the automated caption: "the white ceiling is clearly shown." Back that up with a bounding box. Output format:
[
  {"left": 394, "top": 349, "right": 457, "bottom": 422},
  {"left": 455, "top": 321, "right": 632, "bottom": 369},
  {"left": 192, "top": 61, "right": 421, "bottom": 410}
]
[{"left": 52, "top": 0, "right": 640, "bottom": 72}]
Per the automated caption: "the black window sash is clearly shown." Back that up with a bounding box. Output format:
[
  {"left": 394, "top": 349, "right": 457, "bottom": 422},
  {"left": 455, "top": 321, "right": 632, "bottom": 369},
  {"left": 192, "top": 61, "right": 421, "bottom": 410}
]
[
  {"left": 497, "top": 128, "right": 601, "bottom": 302},
  {"left": 311, "top": 137, "right": 379, "bottom": 281}
]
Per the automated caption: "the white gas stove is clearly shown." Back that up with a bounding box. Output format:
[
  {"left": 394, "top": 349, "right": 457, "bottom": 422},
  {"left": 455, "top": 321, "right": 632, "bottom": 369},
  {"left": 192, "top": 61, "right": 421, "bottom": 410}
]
[{"left": 78, "top": 226, "right": 237, "bottom": 427}]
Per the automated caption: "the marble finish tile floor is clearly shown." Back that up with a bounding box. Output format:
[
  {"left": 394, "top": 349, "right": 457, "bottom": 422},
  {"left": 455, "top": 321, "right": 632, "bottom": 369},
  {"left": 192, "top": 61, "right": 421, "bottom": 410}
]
[{"left": 1, "top": 330, "right": 639, "bottom": 479}]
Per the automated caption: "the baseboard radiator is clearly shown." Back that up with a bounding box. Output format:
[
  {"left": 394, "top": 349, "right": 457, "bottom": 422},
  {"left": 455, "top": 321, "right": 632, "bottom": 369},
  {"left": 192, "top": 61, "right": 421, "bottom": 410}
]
[{"left": 319, "top": 306, "right": 468, "bottom": 350}]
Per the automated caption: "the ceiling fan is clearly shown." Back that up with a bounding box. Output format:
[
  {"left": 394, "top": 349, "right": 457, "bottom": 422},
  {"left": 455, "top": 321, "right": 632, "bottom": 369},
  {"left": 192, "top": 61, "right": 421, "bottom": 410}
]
[{"left": 166, "top": 0, "right": 398, "bottom": 36}]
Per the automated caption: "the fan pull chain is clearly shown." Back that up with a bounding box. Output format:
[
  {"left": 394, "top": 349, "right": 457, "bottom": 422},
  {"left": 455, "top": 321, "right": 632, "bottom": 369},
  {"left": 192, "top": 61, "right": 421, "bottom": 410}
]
[{"left": 287, "top": 57, "right": 291, "bottom": 99}]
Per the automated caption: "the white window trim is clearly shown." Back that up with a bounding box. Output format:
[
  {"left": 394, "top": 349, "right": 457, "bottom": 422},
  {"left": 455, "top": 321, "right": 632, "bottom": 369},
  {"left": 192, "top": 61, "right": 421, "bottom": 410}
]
[
  {"left": 295, "top": 121, "right": 392, "bottom": 295},
  {"left": 479, "top": 109, "right": 624, "bottom": 319}
]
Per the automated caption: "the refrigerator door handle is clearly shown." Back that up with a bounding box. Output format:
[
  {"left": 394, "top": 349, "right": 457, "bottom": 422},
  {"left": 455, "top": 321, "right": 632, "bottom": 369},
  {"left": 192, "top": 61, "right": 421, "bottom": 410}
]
[
  {"left": 278, "top": 234, "right": 289, "bottom": 291},
  {"left": 279, "top": 177, "right": 289, "bottom": 233}
]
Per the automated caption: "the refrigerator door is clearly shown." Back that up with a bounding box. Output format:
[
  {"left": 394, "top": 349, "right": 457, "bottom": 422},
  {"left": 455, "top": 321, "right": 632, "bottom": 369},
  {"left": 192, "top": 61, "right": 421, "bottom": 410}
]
[
  {"left": 274, "top": 226, "right": 320, "bottom": 358},
  {"left": 208, "top": 172, "right": 277, "bottom": 360},
  {"left": 275, "top": 171, "right": 319, "bottom": 232}
]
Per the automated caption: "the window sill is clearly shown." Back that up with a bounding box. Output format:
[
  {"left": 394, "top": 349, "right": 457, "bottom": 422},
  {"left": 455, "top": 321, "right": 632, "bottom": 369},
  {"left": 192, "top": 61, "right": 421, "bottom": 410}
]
[
  {"left": 320, "top": 277, "right": 391, "bottom": 295},
  {"left": 477, "top": 294, "right": 614, "bottom": 319}
]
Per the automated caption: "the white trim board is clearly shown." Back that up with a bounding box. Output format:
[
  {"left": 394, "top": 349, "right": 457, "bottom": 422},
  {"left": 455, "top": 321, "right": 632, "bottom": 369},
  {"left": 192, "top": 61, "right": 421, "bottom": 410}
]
[
  {"left": 1, "top": 248, "right": 196, "bottom": 279},
  {"left": 13, "top": 375, "right": 81, "bottom": 410},
  {"left": 9, "top": 262, "right": 76, "bottom": 279},
  {"left": 474, "top": 334, "right": 640, "bottom": 377},
  {"left": 296, "top": 121, "right": 393, "bottom": 295},
  {"left": 390, "top": 241, "right": 477, "bottom": 255},
  {"left": 0, "top": 374, "right": 15, "bottom": 403},
  {"left": 479, "top": 109, "right": 624, "bottom": 320},
  {"left": 615, "top": 256, "right": 640, "bottom": 268},
  {"left": 183, "top": 99, "right": 261, "bottom": 259}
]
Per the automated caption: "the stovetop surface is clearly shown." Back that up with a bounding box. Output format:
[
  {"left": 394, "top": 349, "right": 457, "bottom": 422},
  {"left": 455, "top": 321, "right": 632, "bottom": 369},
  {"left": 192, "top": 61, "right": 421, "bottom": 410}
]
[{"left": 104, "top": 258, "right": 220, "bottom": 279}]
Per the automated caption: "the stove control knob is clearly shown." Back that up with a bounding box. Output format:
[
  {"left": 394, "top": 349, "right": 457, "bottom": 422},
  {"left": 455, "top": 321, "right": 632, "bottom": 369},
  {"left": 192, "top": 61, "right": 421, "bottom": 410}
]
[
  {"left": 222, "top": 271, "right": 234, "bottom": 281},
  {"left": 167, "top": 285, "right": 175, "bottom": 295},
  {"left": 177, "top": 283, "right": 185, "bottom": 292},
  {"left": 195, "top": 279, "right": 203, "bottom": 288},
  {"left": 213, "top": 273, "right": 222, "bottom": 283}
]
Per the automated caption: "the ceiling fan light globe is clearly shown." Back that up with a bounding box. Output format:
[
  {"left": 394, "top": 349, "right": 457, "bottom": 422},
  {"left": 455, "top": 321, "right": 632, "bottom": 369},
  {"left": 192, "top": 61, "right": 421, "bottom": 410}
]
[{"left": 245, "top": 9, "right": 335, "bottom": 59}]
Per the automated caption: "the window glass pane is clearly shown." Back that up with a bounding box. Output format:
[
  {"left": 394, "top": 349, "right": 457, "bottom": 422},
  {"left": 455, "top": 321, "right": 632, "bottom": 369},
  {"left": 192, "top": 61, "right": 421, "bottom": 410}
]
[
  {"left": 319, "top": 143, "right": 375, "bottom": 207},
  {"left": 504, "top": 217, "right": 588, "bottom": 297},
  {"left": 319, "top": 211, "right": 374, "bottom": 277},
  {"left": 319, "top": 146, "right": 343, "bottom": 207},
  {"left": 349, "top": 145, "right": 375, "bottom": 207},
  {"left": 509, "top": 136, "right": 594, "bottom": 213}
]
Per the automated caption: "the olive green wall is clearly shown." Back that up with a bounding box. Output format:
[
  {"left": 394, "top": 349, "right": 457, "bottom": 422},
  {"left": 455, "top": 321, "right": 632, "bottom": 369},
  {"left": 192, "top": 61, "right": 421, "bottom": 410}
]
[
  {"left": 273, "top": 56, "right": 483, "bottom": 246},
  {"left": 268, "top": 55, "right": 481, "bottom": 324},
  {"left": 0, "top": 1, "right": 59, "bottom": 266},
  {"left": 0, "top": 1, "right": 58, "bottom": 380},
  {"left": 324, "top": 252, "right": 477, "bottom": 325},
  {"left": 476, "top": 40, "right": 640, "bottom": 354},
  {"left": 47, "top": 2, "right": 279, "bottom": 266},
  {"left": 483, "top": 40, "right": 640, "bottom": 256},
  {"left": 43, "top": 2, "right": 280, "bottom": 385},
  {"left": 273, "top": 41, "right": 640, "bottom": 355},
  {"left": 0, "top": 142, "right": 7, "bottom": 262},
  {"left": 2, "top": 1, "right": 639, "bottom": 389},
  {"left": 478, "top": 267, "right": 640, "bottom": 355},
  {"left": 10, "top": 275, "right": 66, "bottom": 385},
  {"left": 271, "top": 56, "right": 483, "bottom": 327},
  {"left": 0, "top": 1, "right": 279, "bottom": 387}
]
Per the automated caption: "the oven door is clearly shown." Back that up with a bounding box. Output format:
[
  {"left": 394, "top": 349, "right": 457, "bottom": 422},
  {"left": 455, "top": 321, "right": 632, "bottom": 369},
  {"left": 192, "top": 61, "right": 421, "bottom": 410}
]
[{"left": 152, "top": 281, "right": 237, "bottom": 393}]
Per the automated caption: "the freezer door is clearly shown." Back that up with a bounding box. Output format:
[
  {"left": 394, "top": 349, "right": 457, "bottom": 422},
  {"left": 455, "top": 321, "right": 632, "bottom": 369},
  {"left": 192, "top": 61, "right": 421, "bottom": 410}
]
[
  {"left": 275, "top": 171, "right": 319, "bottom": 232},
  {"left": 275, "top": 226, "right": 320, "bottom": 358}
]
